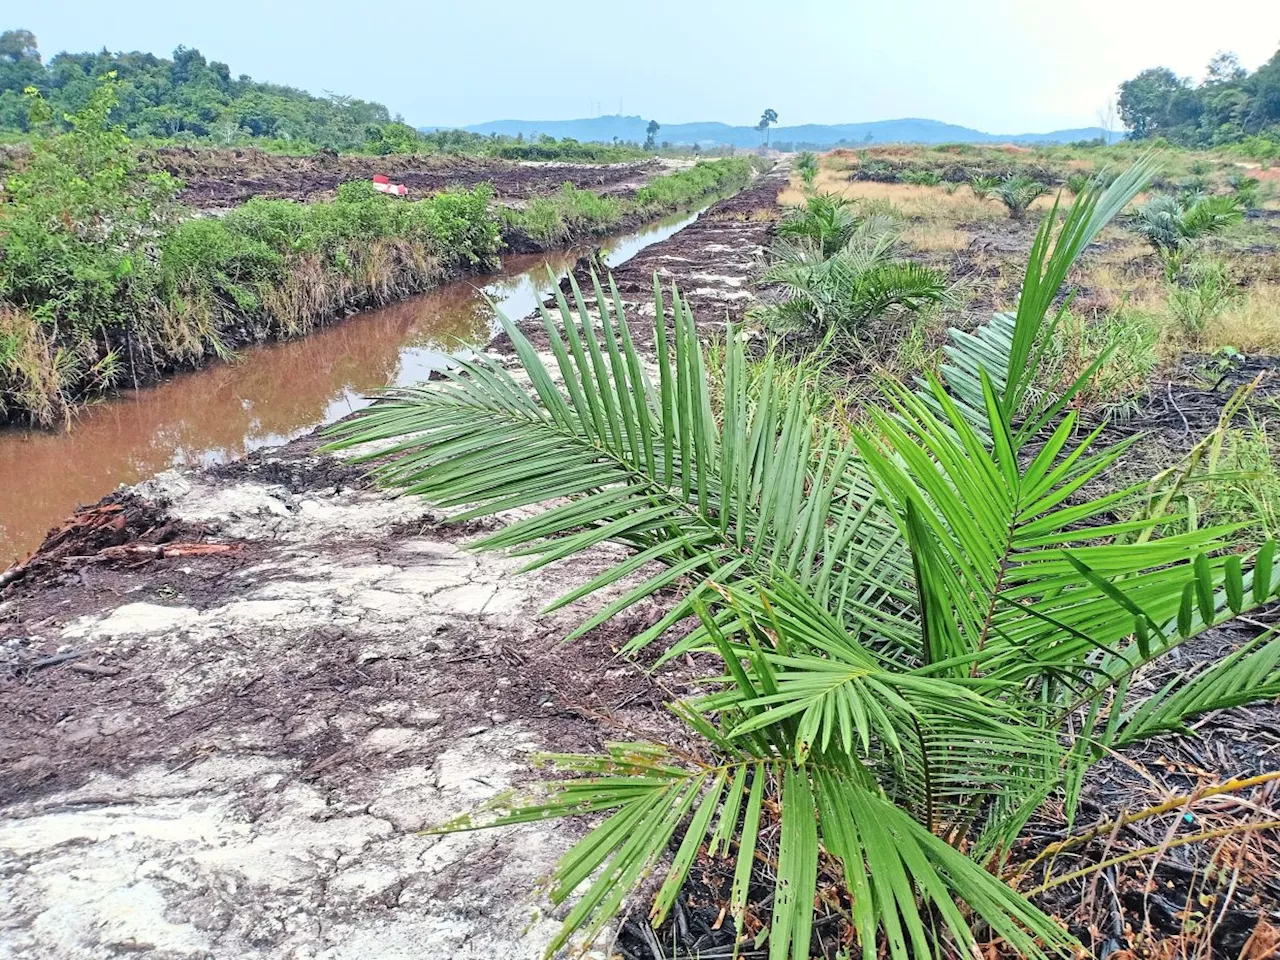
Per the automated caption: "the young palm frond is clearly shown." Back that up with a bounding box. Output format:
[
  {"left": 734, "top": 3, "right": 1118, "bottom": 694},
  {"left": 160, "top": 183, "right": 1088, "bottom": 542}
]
[
  {"left": 994, "top": 174, "right": 1049, "bottom": 219},
  {"left": 795, "top": 151, "right": 819, "bottom": 190},
  {"left": 755, "top": 217, "right": 951, "bottom": 336},
  {"left": 327, "top": 271, "right": 913, "bottom": 649},
  {"left": 970, "top": 174, "right": 999, "bottom": 200},
  {"left": 334, "top": 155, "right": 1280, "bottom": 959},
  {"left": 1133, "top": 192, "right": 1244, "bottom": 278},
  {"left": 774, "top": 192, "right": 867, "bottom": 257}
]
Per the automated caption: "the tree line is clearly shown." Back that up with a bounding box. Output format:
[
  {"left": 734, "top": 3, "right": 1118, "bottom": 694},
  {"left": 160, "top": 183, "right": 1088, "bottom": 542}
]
[
  {"left": 1118, "top": 45, "right": 1280, "bottom": 150},
  {"left": 0, "top": 29, "right": 645, "bottom": 160}
]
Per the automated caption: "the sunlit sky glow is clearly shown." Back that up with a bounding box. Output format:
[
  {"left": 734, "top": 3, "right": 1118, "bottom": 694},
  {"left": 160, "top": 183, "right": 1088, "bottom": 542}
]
[{"left": 18, "top": 1, "right": 1280, "bottom": 133}]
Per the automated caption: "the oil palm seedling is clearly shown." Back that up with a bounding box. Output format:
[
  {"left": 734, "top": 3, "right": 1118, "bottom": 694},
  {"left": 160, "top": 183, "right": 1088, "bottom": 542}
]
[
  {"left": 774, "top": 192, "right": 864, "bottom": 257},
  {"left": 1228, "top": 171, "right": 1262, "bottom": 208},
  {"left": 969, "top": 174, "right": 998, "bottom": 200},
  {"left": 329, "top": 157, "right": 1280, "bottom": 959},
  {"left": 753, "top": 219, "right": 951, "bottom": 337},
  {"left": 795, "top": 151, "right": 820, "bottom": 191},
  {"left": 1133, "top": 192, "right": 1244, "bottom": 279},
  {"left": 993, "top": 174, "right": 1049, "bottom": 219},
  {"left": 900, "top": 168, "right": 942, "bottom": 186}
]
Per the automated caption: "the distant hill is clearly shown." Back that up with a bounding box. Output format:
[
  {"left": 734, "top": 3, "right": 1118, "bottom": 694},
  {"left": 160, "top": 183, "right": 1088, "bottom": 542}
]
[{"left": 427, "top": 116, "right": 1110, "bottom": 148}]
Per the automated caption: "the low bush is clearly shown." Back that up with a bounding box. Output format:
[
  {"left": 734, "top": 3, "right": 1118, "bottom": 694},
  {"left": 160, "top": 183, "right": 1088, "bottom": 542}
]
[
  {"left": 506, "top": 183, "right": 624, "bottom": 246},
  {"left": 633, "top": 158, "right": 752, "bottom": 210}
]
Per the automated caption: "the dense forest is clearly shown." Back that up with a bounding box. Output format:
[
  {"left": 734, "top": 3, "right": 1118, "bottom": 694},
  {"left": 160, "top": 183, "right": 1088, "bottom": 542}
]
[
  {"left": 0, "top": 29, "right": 400, "bottom": 148},
  {"left": 0, "top": 28, "right": 642, "bottom": 159},
  {"left": 1119, "top": 45, "right": 1280, "bottom": 152}
]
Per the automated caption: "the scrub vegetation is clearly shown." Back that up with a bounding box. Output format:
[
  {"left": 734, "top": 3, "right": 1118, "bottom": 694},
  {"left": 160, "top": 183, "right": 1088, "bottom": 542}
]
[{"left": 0, "top": 75, "right": 753, "bottom": 426}]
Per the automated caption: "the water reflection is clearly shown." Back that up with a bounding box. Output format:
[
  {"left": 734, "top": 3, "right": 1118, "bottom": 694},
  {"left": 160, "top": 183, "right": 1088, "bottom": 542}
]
[{"left": 0, "top": 208, "right": 703, "bottom": 563}]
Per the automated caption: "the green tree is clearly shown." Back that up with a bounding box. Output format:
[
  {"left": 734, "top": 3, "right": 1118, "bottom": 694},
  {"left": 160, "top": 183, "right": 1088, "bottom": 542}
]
[
  {"left": 644, "top": 118, "right": 659, "bottom": 149},
  {"left": 0, "top": 29, "right": 39, "bottom": 63},
  {"left": 1116, "top": 45, "right": 1280, "bottom": 145},
  {"left": 1118, "top": 67, "right": 1200, "bottom": 139},
  {"left": 758, "top": 106, "right": 778, "bottom": 146}
]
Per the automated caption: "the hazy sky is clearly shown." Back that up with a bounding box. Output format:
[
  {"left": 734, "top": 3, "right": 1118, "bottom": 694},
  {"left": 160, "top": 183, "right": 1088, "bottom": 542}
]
[{"left": 15, "top": 1, "right": 1280, "bottom": 132}]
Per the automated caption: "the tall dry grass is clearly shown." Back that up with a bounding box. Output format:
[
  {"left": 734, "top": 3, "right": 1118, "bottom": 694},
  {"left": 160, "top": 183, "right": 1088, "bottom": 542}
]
[
  {"left": 779, "top": 169, "right": 1017, "bottom": 223},
  {"left": 1, "top": 304, "right": 75, "bottom": 427},
  {"left": 1205, "top": 283, "right": 1280, "bottom": 353}
]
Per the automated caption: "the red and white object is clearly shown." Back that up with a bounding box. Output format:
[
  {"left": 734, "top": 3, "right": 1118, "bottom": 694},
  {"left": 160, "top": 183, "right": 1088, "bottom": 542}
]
[{"left": 371, "top": 174, "right": 408, "bottom": 197}]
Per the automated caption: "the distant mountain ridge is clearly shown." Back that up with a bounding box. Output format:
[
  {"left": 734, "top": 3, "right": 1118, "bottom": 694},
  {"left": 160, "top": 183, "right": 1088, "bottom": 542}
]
[{"left": 425, "top": 115, "right": 1110, "bottom": 147}]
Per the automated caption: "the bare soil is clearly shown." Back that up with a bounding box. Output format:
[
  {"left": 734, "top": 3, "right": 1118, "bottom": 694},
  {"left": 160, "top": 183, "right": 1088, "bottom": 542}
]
[
  {"left": 0, "top": 426, "right": 711, "bottom": 960},
  {"left": 141, "top": 146, "right": 670, "bottom": 208}
]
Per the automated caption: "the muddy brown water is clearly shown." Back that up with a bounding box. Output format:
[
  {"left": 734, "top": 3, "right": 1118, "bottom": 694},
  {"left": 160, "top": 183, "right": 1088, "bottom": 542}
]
[{"left": 0, "top": 209, "right": 705, "bottom": 564}]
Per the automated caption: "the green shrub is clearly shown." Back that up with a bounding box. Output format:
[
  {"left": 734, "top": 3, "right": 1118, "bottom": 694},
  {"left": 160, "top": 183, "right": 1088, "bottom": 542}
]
[
  {"left": 510, "top": 182, "right": 624, "bottom": 246},
  {"left": 900, "top": 168, "right": 941, "bottom": 186},
  {"left": 633, "top": 158, "right": 752, "bottom": 210},
  {"left": 1166, "top": 257, "right": 1238, "bottom": 335},
  {"left": 1065, "top": 172, "right": 1092, "bottom": 194},
  {"left": 159, "top": 218, "right": 283, "bottom": 313},
  {"left": 0, "top": 75, "right": 179, "bottom": 338}
]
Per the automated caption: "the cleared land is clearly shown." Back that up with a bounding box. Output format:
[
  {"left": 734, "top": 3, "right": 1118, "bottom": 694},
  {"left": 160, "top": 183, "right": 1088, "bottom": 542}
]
[
  {"left": 5, "top": 145, "right": 1280, "bottom": 958},
  {"left": 139, "top": 148, "right": 684, "bottom": 208}
]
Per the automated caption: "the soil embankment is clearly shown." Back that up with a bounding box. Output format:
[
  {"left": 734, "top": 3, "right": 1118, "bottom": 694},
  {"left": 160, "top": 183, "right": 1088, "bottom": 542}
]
[
  {"left": 493, "top": 167, "right": 785, "bottom": 355},
  {"left": 0, "top": 172, "right": 786, "bottom": 960}
]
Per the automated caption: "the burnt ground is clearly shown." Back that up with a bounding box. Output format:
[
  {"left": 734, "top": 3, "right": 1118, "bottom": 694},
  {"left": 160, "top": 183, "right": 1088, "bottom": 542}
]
[{"left": 141, "top": 146, "right": 673, "bottom": 208}]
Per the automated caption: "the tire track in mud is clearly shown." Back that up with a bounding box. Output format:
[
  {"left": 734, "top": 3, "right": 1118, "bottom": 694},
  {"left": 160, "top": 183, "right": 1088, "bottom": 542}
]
[{"left": 0, "top": 169, "right": 784, "bottom": 960}]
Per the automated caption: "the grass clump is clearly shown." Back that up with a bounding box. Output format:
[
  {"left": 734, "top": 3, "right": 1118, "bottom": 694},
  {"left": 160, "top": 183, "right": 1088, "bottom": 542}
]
[
  {"left": 1200, "top": 416, "right": 1280, "bottom": 545},
  {"left": 505, "top": 183, "right": 624, "bottom": 246},
  {"left": 1037, "top": 307, "right": 1159, "bottom": 417},
  {"left": 633, "top": 158, "right": 753, "bottom": 211}
]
